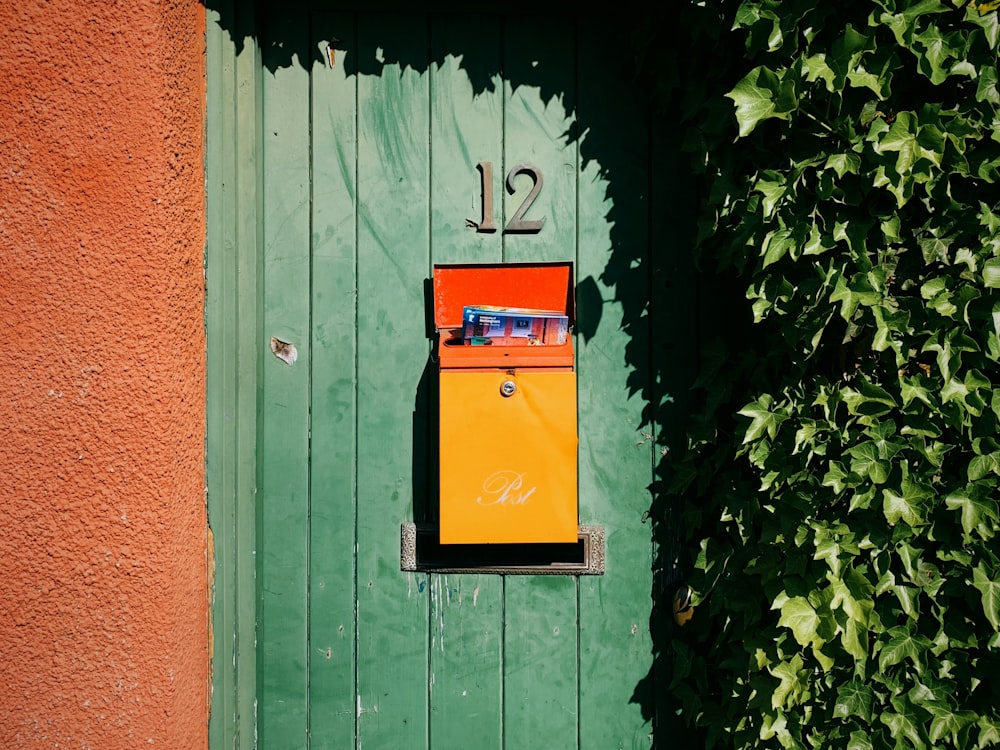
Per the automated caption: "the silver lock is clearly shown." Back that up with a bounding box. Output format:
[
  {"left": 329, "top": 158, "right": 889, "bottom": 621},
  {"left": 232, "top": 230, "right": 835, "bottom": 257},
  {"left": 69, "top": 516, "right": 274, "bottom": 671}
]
[{"left": 500, "top": 379, "right": 517, "bottom": 397}]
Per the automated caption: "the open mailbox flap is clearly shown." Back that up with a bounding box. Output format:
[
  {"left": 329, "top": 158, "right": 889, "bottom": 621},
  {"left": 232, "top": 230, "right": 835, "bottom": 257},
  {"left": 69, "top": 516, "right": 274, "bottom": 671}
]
[{"left": 432, "top": 262, "right": 575, "bottom": 369}]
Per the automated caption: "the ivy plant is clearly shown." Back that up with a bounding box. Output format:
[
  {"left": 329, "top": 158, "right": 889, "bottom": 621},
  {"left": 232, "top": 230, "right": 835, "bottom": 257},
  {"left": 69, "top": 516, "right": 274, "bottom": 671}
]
[{"left": 649, "top": 1, "right": 1000, "bottom": 748}]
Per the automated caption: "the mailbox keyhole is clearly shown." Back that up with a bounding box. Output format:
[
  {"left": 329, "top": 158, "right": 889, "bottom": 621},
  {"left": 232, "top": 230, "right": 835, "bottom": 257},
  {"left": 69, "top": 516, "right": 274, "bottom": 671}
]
[{"left": 500, "top": 380, "right": 517, "bottom": 397}]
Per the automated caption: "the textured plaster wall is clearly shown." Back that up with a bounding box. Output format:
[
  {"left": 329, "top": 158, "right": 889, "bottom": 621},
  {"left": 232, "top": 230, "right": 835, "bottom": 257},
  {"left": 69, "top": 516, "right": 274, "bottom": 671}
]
[{"left": 0, "top": 1, "right": 208, "bottom": 747}]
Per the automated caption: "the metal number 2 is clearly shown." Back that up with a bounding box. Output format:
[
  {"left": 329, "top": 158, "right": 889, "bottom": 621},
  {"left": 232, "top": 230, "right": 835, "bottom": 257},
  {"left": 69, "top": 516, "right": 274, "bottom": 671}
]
[
  {"left": 504, "top": 163, "right": 545, "bottom": 233},
  {"left": 475, "top": 161, "right": 545, "bottom": 234}
]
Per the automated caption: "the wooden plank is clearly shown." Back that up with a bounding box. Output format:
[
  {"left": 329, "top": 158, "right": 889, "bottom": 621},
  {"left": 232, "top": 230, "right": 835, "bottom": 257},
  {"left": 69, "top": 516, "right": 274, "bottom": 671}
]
[
  {"left": 427, "top": 15, "right": 504, "bottom": 750},
  {"left": 574, "top": 18, "right": 656, "bottom": 750},
  {"left": 500, "top": 19, "right": 577, "bottom": 266},
  {"left": 205, "top": 4, "right": 238, "bottom": 745},
  {"left": 207, "top": 0, "right": 262, "bottom": 746},
  {"left": 232, "top": 11, "right": 264, "bottom": 747},
  {"left": 258, "top": 3, "right": 312, "bottom": 745},
  {"left": 354, "top": 13, "right": 431, "bottom": 750},
  {"left": 429, "top": 15, "right": 503, "bottom": 257},
  {"left": 501, "top": 17, "right": 579, "bottom": 750},
  {"left": 308, "top": 12, "right": 359, "bottom": 748},
  {"left": 649, "top": 74, "right": 701, "bottom": 750},
  {"left": 427, "top": 575, "right": 503, "bottom": 749},
  {"left": 502, "top": 575, "right": 579, "bottom": 748}
]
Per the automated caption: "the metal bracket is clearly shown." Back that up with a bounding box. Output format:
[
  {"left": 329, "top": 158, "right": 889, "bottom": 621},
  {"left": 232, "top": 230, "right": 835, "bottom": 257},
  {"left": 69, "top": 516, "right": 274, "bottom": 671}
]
[{"left": 400, "top": 523, "right": 605, "bottom": 575}]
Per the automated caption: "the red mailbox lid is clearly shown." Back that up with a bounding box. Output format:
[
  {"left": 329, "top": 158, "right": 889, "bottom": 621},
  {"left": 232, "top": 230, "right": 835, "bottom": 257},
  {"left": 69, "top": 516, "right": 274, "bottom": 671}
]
[{"left": 433, "top": 262, "right": 575, "bottom": 368}]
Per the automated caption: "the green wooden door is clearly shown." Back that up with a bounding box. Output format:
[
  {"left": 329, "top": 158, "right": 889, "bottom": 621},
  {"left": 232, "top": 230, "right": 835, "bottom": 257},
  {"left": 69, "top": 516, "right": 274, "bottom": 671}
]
[{"left": 250, "top": 6, "right": 673, "bottom": 749}]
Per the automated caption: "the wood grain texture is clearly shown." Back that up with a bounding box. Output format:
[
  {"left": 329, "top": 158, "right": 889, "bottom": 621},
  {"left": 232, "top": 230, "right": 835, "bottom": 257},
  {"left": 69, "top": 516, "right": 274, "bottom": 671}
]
[
  {"left": 309, "top": 12, "right": 360, "bottom": 747},
  {"left": 354, "top": 13, "right": 432, "bottom": 749},
  {"left": 207, "top": 2, "right": 262, "bottom": 746},
  {"left": 575, "top": 17, "right": 656, "bottom": 750},
  {"left": 258, "top": 3, "right": 312, "bottom": 745}
]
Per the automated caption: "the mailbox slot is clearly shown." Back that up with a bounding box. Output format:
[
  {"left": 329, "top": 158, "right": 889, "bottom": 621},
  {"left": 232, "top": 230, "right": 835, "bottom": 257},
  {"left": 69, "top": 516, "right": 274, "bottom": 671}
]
[{"left": 433, "top": 262, "right": 578, "bottom": 545}]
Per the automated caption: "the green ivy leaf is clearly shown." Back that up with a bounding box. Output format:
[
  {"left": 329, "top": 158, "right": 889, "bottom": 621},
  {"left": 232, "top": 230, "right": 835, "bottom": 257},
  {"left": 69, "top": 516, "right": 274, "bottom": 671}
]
[
  {"left": 841, "top": 617, "right": 869, "bottom": 662},
  {"left": 758, "top": 710, "right": 792, "bottom": 745},
  {"left": 983, "top": 258, "right": 1000, "bottom": 288},
  {"left": 850, "top": 485, "right": 878, "bottom": 512},
  {"left": 923, "top": 330, "right": 979, "bottom": 382},
  {"left": 979, "top": 200, "right": 1000, "bottom": 234},
  {"left": 978, "top": 717, "right": 1000, "bottom": 748},
  {"left": 823, "top": 461, "right": 852, "bottom": 494},
  {"left": 926, "top": 703, "right": 977, "bottom": 746},
  {"left": 847, "top": 47, "right": 896, "bottom": 97},
  {"left": 878, "top": 0, "right": 950, "bottom": 47},
  {"left": 831, "top": 271, "right": 881, "bottom": 319},
  {"left": 894, "top": 584, "right": 921, "bottom": 619},
  {"left": 941, "top": 370, "right": 988, "bottom": 417},
  {"left": 803, "top": 53, "right": 836, "bottom": 90},
  {"left": 754, "top": 171, "right": 788, "bottom": 218},
  {"left": 972, "top": 564, "right": 1000, "bottom": 630},
  {"left": 882, "top": 476, "right": 933, "bottom": 527},
  {"left": 776, "top": 595, "right": 823, "bottom": 649},
  {"left": 872, "top": 304, "right": 909, "bottom": 352},
  {"left": 812, "top": 642, "right": 835, "bottom": 672},
  {"left": 880, "top": 710, "right": 927, "bottom": 749},
  {"left": 872, "top": 112, "right": 943, "bottom": 172},
  {"left": 921, "top": 276, "right": 958, "bottom": 317},
  {"left": 844, "top": 380, "right": 898, "bottom": 419},
  {"left": 834, "top": 678, "right": 875, "bottom": 722},
  {"left": 825, "top": 152, "right": 862, "bottom": 178},
  {"left": 976, "top": 65, "right": 999, "bottom": 105},
  {"left": 968, "top": 451, "right": 1000, "bottom": 481},
  {"left": 866, "top": 419, "right": 905, "bottom": 459},
  {"left": 829, "top": 566, "right": 875, "bottom": 625},
  {"left": 847, "top": 441, "right": 890, "bottom": 484},
  {"left": 966, "top": 3, "right": 1000, "bottom": 50},
  {"left": 879, "top": 625, "right": 932, "bottom": 672},
  {"left": 738, "top": 394, "right": 788, "bottom": 443},
  {"left": 769, "top": 654, "right": 810, "bottom": 709},
  {"left": 762, "top": 227, "right": 797, "bottom": 267},
  {"left": 812, "top": 523, "right": 861, "bottom": 578},
  {"left": 918, "top": 233, "right": 950, "bottom": 264},
  {"left": 912, "top": 24, "right": 963, "bottom": 84},
  {"left": 793, "top": 420, "right": 822, "bottom": 454},
  {"left": 727, "top": 66, "right": 798, "bottom": 137},
  {"left": 945, "top": 488, "right": 1000, "bottom": 539},
  {"left": 900, "top": 376, "right": 934, "bottom": 408}
]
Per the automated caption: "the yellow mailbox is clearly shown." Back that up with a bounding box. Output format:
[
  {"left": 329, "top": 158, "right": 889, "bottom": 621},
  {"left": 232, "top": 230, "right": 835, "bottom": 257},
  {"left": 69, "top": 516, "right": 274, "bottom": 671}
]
[{"left": 433, "top": 262, "right": 578, "bottom": 544}]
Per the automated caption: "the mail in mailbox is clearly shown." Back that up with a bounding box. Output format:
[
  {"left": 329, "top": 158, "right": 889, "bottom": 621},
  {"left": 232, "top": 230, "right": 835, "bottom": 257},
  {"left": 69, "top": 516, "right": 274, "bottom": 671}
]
[{"left": 462, "top": 305, "right": 569, "bottom": 346}]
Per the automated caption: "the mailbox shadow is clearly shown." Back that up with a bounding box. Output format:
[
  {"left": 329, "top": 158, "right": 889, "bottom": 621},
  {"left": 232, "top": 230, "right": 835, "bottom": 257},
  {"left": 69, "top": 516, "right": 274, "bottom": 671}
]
[{"left": 204, "top": 3, "right": 732, "bottom": 746}]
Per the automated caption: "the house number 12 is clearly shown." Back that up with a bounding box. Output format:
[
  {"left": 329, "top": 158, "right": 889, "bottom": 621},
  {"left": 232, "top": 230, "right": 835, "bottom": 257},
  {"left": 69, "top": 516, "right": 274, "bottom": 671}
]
[{"left": 474, "top": 161, "right": 545, "bottom": 234}]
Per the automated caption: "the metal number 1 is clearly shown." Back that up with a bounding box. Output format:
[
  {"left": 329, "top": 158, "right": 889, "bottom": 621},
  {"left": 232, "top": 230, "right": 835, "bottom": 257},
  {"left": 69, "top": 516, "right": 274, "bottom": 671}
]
[
  {"left": 475, "top": 161, "right": 497, "bottom": 232},
  {"left": 475, "top": 161, "right": 545, "bottom": 234}
]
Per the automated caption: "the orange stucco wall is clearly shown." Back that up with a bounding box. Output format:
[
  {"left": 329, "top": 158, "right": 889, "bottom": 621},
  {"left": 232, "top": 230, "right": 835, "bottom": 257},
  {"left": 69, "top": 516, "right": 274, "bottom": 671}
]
[{"left": 1, "top": 1, "right": 208, "bottom": 747}]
